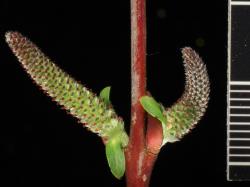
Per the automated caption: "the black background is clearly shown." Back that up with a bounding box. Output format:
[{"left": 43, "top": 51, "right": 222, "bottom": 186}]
[
  {"left": 0, "top": 0, "right": 238, "bottom": 186},
  {"left": 231, "top": 6, "right": 250, "bottom": 81}
]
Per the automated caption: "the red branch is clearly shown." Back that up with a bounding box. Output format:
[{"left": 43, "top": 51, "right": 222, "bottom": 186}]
[{"left": 125, "top": 0, "right": 163, "bottom": 186}]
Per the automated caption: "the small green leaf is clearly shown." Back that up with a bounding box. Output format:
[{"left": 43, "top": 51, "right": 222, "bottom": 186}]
[
  {"left": 140, "top": 96, "right": 166, "bottom": 123},
  {"left": 100, "top": 86, "right": 111, "bottom": 105},
  {"left": 105, "top": 136, "right": 125, "bottom": 179}
]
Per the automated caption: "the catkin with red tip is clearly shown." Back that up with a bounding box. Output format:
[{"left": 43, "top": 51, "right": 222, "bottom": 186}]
[
  {"left": 5, "top": 31, "right": 125, "bottom": 140},
  {"left": 163, "top": 47, "right": 210, "bottom": 142}
]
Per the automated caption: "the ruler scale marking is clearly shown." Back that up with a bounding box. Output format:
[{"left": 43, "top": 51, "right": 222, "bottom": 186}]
[{"left": 228, "top": 2, "right": 250, "bottom": 179}]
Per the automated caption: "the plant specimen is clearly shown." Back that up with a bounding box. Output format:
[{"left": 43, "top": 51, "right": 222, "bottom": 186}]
[{"left": 5, "top": 0, "right": 210, "bottom": 186}]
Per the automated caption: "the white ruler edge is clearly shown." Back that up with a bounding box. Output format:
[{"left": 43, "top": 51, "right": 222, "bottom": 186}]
[
  {"left": 230, "top": 122, "right": 250, "bottom": 125},
  {"left": 227, "top": 0, "right": 232, "bottom": 180},
  {"left": 230, "top": 81, "right": 250, "bottom": 85},
  {"left": 230, "top": 146, "right": 250, "bottom": 149},
  {"left": 230, "top": 90, "right": 250, "bottom": 92},
  {"left": 229, "top": 130, "right": 250, "bottom": 132},
  {"left": 230, "top": 106, "right": 250, "bottom": 109},
  {"left": 229, "top": 138, "right": 250, "bottom": 140},
  {"left": 229, "top": 162, "right": 250, "bottom": 166},
  {"left": 230, "top": 99, "right": 250, "bottom": 101},
  {"left": 229, "top": 154, "right": 250, "bottom": 156},
  {"left": 231, "top": 1, "right": 250, "bottom": 6},
  {"left": 230, "top": 114, "right": 250, "bottom": 116}
]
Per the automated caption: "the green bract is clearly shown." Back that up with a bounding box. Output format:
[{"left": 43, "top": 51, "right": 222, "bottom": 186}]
[
  {"left": 100, "top": 86, "right": 111, "bottom": 105},
  {"left": 105, "top": 130, "right": 128, "bottom": 179},
  {"left": 140, "top": 96, "right": 166, "bottom": 124}
]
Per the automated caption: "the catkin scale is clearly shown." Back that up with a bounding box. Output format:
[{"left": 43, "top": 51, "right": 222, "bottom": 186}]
[{"left": 5, "top": 31, "right": 125, "bottom": 140}]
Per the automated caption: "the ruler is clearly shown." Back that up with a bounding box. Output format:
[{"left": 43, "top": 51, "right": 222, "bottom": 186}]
[{"left": 228, "top": 0, "right": 250, "bottom": 181}]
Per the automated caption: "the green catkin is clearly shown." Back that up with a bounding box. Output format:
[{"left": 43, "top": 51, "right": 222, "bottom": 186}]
[
  {"left": 5, "top": 31, "right": 126, "bottom": 141},
  {"left": 163, "top": 47, "right": 210, "bottom": 143}
]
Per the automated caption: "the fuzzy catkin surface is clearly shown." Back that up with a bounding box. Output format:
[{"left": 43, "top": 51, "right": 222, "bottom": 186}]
[
  {"left": 6, "top": 31, "right": 125, "bottom": 139},
  {"left": 163, "top": 47, "right": 210, "bottom": 141}
]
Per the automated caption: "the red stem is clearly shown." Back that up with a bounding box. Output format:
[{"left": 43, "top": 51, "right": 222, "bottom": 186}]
[{"left": 125, "top": 0, "right": 163, "bottom": 186}]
